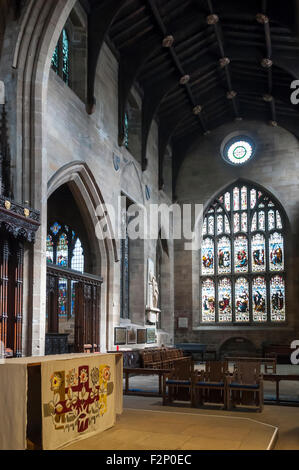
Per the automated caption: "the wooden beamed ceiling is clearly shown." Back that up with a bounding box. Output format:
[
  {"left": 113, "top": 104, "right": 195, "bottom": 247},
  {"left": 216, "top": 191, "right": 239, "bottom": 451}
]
[{"left": 85, "top": 0, "right": 299, "bottom": 190}]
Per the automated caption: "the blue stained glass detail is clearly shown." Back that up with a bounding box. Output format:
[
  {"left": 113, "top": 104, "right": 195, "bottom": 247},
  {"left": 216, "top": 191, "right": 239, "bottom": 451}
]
[
  {"left": 124, "top": 113, "right": 129, "bottom": 148},
  {"left": 62, "top": 29, "right": 69, "bottom": 84},
  {"left": 50, "top": 222, "right": 61, "bottom": 235},
  {"left": 51, "top": 44, "right": 59, "bottom": 73}
]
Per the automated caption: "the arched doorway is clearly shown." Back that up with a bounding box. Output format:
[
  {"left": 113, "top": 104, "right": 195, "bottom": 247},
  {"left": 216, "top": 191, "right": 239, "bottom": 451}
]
[
  {"left": 45, "top": 184, "right": 102, "bottom": 354},
  {"left": 219, "top": 337, "right": 256, "bottom": 358}
]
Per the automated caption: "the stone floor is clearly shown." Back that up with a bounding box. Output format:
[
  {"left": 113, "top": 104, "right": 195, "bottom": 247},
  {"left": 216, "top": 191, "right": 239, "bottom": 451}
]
[
  {"left": 63, "top": 404, "right": 278, "bottom": 450},
  {"left": 62, "top": 394, "right": 299, "bottom": 450}
]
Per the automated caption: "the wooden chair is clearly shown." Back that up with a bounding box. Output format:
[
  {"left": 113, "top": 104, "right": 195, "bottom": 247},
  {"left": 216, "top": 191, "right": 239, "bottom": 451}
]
[
  {"left": 193, "top": 361, "right": 228, "bottom": 408},
  {"left": 227, "top": 362, "right": 264, "bottom": 412},
  {"left": 163, "top": 357, "right": 194, "bottom": 406}
]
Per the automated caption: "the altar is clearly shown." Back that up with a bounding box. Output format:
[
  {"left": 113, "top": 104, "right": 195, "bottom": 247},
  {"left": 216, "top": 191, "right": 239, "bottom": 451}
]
[{"left": 0, "top": 353, "right": 123, "bottom": 450}]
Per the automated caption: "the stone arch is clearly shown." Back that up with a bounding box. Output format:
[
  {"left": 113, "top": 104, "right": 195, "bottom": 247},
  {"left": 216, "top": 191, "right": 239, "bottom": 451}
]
[
  {"left": 4, "top": 0, "right": 79, "bottom": 355},
  {"left": 48, "top": 161, "right": 118, "bottom": 351},
  {"left": 219, "top": 336, "right": 257, "bottom": 358}
]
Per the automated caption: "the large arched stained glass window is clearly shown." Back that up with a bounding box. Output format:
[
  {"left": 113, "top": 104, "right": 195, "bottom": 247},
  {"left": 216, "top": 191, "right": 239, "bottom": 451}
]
[{"left": 200, "top": 182, "right": 286, "bottom": 324}]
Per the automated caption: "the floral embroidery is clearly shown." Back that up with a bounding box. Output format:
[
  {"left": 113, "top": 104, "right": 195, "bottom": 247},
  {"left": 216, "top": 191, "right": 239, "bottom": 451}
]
[
  {"left": 50, "top": 373, "right": 63, "bottom": 392},
  {"left": 66, "top": 368, "right": 78, "bottom": 387},
  {"left": 45, "top": 364, "right": 113, "bottom": 434},
  {"left": 91, "top": 367, "right": 99, "bottom": 386},
  {"left": 102, "top": 366, "right": 111, "bottom": 382},
  {"left": 79, "top": 368, "right": 88, "bottom": 384}
]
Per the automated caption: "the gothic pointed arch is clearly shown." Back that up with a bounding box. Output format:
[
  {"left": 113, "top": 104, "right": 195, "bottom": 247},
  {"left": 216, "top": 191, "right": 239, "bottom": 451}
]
[
  {"left": 47, "top": 161, "right": 117, "bottom": 351},
  {"left": 200, "top": 179, "right": 287, "bottom": 325}
]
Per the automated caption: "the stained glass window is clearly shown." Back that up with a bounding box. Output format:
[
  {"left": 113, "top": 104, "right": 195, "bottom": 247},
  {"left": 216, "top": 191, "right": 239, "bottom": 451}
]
[
  {"left": 51, "top": 28, "right": 70, "bottom": 85},
  {"left": 62, "top": 29, "right": 69, "bottom": 84},
  {"left": 200, "top": 182, "right": 286, "bottom": 323},
  {"left": 202, "top": 278, "right": 215, "bottom": 322},
  {"left": 226, "top": 140, "right": 253, "bottom": 165},
  {"left": 47, "top": 222, "right": 84, "bottom": 272},
  {"left": 47, "top": 222, "right": 85, "bottom": 319}
]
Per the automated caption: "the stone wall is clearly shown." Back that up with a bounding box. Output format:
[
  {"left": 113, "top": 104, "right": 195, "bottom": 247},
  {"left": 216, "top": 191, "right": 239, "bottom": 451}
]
[{"left": 45, "top": 40, "right": 175, "bottom": 352}]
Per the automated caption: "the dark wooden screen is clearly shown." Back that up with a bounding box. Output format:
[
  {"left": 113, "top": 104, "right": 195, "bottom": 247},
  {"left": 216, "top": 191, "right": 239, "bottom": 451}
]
[
  {"left": 74, "top": 282, "right": 100, "bottom": 353},
  {"left": 0, "top": 235, "right": 24, "bottom": 357},
  {"left": 46, "top": 265, "right": 102, "bottom": 353}
]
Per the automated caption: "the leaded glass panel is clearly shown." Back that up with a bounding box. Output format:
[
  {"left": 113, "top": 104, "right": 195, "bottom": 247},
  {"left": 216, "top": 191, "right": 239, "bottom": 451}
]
[
  {"left": 251, "top": 233, "right": 265, "bottom": 272},
  {"left": 217, "top": 236, "right": 231, "bottom": 274},
  {"left": 269, "top": 232, "right": 284, "bottom": 271},
  {"left": 217, "top": 214, "right": 223, "bottom": 234},
  {"left": 202, "top": 278, "right": 215, "bottom": 322},
  {"left": 202, "top": 238, "right": 214, "bottom": 275},
  {"left": 270, "top": 275, "right": 285, "bottom": 321},
  {"left": 235, "top": 277, "right": 250, "bottom": 322},
  {"left": 233, "top": 187, "right": 240, "bottom": 211},
  {"left": 252, "top": 276, "right": 267, "bottom": 322},
  {"left": 268, "top": 209, "right": 275, "bottom": 230},
  {"left": 234, "top": 235, "right": 248, "bottom": 273},
  {"left": 218, "top": 277, "right": 232, "bottom": 322}
]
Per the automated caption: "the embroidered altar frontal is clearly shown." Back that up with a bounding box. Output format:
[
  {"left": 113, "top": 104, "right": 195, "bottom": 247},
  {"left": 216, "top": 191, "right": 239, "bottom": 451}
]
[{"left": 0, "top": 353, "right": 123, "bottom": 450}]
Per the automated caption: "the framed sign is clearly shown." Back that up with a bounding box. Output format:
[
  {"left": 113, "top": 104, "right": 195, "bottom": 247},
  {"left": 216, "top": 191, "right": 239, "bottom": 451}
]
[
  {"left": 114, "top": 327, "right": 127, "bottom": 345},
  {"left": 127, "top": 328, "right": 137, "bottom": 345},
  {"left": 137, "top": 329, "right": 146, "bottom": 344},
  {"left": 146, "top": 328, "right": 156, "bottom": 344}
]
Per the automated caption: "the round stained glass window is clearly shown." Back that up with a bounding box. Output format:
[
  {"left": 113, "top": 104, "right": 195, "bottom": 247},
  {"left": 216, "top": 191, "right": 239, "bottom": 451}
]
[{"left": 222, "top": 135, "right": 255, "bottom": 165}]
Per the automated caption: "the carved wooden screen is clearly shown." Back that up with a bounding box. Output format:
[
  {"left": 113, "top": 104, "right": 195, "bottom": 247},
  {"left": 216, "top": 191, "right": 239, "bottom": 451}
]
[
  {"left": 74, "top": 282, "right": 100, "bottom": 353},
  {"left": 0, "top": 234, "right": 24, "bottom": 357},
  {"left": 46, "top": 265, "right": 102, "bottom": 353}
]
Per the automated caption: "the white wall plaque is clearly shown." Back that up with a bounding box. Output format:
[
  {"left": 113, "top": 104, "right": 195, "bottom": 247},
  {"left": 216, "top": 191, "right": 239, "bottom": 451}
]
[
  {"left": 0, "top": 81, "right": 5, "bottom": 105},
  {"left": 178, "top": 317, "right": 188, "bottom": 329}
]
